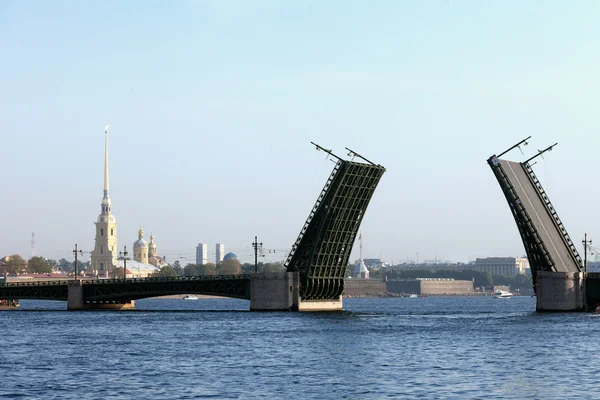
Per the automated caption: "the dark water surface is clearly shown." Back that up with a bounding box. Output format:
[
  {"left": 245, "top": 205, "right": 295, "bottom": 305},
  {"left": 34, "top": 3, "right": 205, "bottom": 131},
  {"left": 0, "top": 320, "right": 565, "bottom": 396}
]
[{"left": 1, "top": 297, "right": 599, "bottom": 399}]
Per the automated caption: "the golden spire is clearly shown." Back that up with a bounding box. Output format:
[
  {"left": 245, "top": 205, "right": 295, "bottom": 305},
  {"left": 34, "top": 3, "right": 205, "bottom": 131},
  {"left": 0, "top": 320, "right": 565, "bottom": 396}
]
[{"left": 104, "top": 124, "right": 110, "bottom": 199}]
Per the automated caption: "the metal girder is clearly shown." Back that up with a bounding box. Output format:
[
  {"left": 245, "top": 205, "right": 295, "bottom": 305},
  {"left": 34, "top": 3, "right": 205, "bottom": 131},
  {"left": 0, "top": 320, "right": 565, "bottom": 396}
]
[
  {"left": 285, "top": 159, "right": 386, "bottom": 301},
  {"left": 488, "top": 153, "right": 581, "bottom": 288},
  {"left": 0, "top": 282, "right": 68, "bottom": 300},
  {"left": 82, "top": 275, "right": 252, "bottom": 302}
]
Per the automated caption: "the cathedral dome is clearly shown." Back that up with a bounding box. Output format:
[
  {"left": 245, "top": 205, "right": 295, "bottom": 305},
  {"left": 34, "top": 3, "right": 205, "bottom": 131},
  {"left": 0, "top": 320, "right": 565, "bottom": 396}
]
[
  {"left": 134, "top": 238, "right": 147, "bottom": 248},
  {"left": 134, "top": 227, "right": 148, "bottom": 248},
  {"left": 223, "top": 252, "right": 237, "bottom": 261}
]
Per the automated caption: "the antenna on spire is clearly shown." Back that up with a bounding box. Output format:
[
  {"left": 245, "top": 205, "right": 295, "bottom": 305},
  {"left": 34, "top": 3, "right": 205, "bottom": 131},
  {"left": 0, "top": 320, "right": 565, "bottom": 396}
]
[{"left": 31, "top": 232, "right": 36, "bottom": 258}]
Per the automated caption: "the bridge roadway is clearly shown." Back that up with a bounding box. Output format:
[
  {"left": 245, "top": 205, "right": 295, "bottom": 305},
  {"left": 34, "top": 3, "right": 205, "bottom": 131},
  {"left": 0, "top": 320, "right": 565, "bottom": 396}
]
[
  {"left": 498, "top": 159, "right": 580, "bottom": 273},
  {"left": 0, "top": 275, "right": 252, "bottom": 304}
]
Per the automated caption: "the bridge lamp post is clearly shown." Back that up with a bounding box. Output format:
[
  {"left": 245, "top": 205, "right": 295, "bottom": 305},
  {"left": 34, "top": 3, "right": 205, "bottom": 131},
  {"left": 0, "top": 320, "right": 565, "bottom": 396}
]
[
  {"left": 119, "top": 246, "right": 128, "bottom": 281},
  {"left": 73, "top": 244, "right": 83, "bottom": 279},
  {"left": 582, "top": 234, "right": 592, "bottom": 274}
]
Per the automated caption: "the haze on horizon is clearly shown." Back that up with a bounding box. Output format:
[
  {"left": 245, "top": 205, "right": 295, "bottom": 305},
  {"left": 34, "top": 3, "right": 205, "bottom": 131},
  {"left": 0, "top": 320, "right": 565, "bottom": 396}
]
[{"left": 1, "top": 1, "right": 598, "bottom": 266}]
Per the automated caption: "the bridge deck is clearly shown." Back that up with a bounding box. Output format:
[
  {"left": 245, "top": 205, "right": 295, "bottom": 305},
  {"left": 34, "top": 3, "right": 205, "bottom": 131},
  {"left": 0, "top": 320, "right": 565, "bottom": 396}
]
[{"left": 498, "top": 159, "right": 580, "bottom": 273}]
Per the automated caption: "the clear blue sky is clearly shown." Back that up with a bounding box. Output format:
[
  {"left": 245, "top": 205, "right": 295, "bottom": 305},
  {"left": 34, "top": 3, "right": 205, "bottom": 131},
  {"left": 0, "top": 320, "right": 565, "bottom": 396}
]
[{"left": 1, "top": 1, "right": 599, "bottom": 265}]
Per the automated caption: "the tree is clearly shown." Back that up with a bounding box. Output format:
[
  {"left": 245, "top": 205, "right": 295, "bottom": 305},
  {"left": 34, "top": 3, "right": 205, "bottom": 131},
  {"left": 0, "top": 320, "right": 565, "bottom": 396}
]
[
  {"left": 218, "top": 259, "right": 241, "bottom": 275},
  {"left": 183, "top": 264, "right": 199, "bottom": 276},
  {"left": 197, "top": 263, "right": 216, "bottom": 275},
  {"left": 58, "top": 258, "right": 73, "bottom": 273},
  {"left": 28, "top": 256, "right": 52, "bottom": 274},
  {"left": 156, "top": 265, "right": 178, "bottom": 277},
  {"left": 259, "top": 262, "right": 285, "bottom": 273},
  {"left": 2, "top": 254, "right": 26, "bottom": 275},
  {"left": 172, "top": 261, "right": 183, "bottom": 276}
]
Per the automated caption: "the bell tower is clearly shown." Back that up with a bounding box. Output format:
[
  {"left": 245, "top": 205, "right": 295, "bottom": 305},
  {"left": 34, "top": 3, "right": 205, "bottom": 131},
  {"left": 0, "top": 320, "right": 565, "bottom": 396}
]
[{"left": 90, "top": 125, "right": 118, "bottom": 274}]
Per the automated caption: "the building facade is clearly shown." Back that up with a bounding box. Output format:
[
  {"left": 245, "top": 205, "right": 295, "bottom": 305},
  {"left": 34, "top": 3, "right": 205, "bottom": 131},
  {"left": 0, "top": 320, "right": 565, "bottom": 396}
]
[
  {"left": 216, "top": 243, "right": 225, "bottom": 265},
  {"left": 474, "top": 257, "right": 521, "bottom": 277},
  {"left": 148, "top": 234, "right": 167, "bottom": 268},
  {"left": 133, "top": 227, "right": 149, "bottom": 265},
  {"left": 90, "top": 126, "right": 118, "bottom": 274},
  {"left": 196, "top": 243, "right": 208, "bottom": 265}
]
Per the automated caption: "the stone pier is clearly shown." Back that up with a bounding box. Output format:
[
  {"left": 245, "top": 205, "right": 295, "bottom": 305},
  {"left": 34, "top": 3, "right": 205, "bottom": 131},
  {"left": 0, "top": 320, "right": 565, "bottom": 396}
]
[
  {"left": 249, "top": 272, "right": 343, "bottom": 312},
  {"left": 67, "top": 280, "right": 135, "bottom": 310},
  {"left": 536, "top": 271, "right": 584, "bottom": 312}
]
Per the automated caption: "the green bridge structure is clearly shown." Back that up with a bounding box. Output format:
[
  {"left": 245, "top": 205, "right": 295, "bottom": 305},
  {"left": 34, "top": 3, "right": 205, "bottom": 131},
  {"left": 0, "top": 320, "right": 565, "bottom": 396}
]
[
  {"left": 0, "top": 144, "right": 385, "bottom": 311},
  {"left": 489, "top": 137, "right": 600, "bottom": 311}
]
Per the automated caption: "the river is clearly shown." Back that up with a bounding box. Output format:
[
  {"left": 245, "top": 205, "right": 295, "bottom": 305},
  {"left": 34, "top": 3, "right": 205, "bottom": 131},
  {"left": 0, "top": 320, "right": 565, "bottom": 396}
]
[{"left": 1, "top": 296, "right": 598, "bottom": 399}]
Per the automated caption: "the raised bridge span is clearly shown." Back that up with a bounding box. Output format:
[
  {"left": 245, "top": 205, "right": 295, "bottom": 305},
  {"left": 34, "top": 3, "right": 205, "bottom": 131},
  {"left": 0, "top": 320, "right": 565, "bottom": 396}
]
[
  {"left": 488, "top": 138, "right": 582, "bottom": 290},
  {"left": 0, "top": 144, "right": 385, "bottom": 311}
]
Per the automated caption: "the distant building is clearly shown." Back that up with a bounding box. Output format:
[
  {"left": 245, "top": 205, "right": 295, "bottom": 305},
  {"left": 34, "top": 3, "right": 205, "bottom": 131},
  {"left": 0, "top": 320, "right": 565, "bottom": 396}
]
[
  {"left": 88, "top": 126, "right": 164, "bottom": 277},
  {"left": 363, "top": 258, "right": 386, "bottom": 269},
  {"left": 115, "top": 259, "right": 158, "bottom": 279},
  {"left": 133, "top": 227, "right": 149, "bottom": 265},
  {"left": 90, "top": 127, "right": 118, "bottom": 275},
  {"left": 223, "top": 252, "right": 237, "bottom": 262},
  {"left": 474, "top": 257, "right": 522, "bottom": 277},
  {"left": 352, "top": 233, "right": 369, "bottom": 279},
  {"left": 216, "top": 243, "right": 225, "bottom": 265},
  {"left": 586, "top": 261, "right": 600, "bottom": 272},
  {"left": 516, "top": 257, "right": 530, "bottom": 275},
  {"left": 196, "top": 243, "right": 208, "bottom": 265},
  {"left": 148, "top": 233, "right": 167, "bottom": 268}
]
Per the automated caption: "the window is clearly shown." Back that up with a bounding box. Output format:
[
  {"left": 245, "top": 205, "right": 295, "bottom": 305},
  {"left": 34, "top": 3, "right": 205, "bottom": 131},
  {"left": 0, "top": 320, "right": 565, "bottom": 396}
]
[
  {"left": 100, "top": 246, "right": 104, "bottom": 254},
  {"left": 111, "top": 229, "right": 114, "bottom": 235},
  {"left": 100, "top": 228, "right": 104, "bottom": 236},
  {"left": 100, "top": 263, "right": 104, "bottom": 270}
]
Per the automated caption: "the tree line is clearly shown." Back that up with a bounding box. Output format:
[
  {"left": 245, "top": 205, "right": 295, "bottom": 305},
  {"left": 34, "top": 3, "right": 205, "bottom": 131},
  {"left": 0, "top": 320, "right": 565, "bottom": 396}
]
[
  {"left": 153, "top": 259, "right": 286, "bottom": 277},
  {"left": 1, "top": 254, "right": 88, "bottom": 275}
]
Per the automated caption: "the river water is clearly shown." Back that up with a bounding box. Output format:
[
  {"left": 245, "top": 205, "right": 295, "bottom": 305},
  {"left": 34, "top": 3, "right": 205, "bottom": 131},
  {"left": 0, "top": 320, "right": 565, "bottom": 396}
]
[{"left": 1, "top": 297, "right": 599, "bottom": 399}]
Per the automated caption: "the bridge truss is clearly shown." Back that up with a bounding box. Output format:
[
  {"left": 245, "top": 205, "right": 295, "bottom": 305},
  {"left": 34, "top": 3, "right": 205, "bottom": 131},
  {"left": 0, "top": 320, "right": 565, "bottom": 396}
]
[
  {"left": 284, "top": 144, "right": 386, "bottom": 301},
  {"left": 488, "top": 138, "right": 581, "bottom": 288}
]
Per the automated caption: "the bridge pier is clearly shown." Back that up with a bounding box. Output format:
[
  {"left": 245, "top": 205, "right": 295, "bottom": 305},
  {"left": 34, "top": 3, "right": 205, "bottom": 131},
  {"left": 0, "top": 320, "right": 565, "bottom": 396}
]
[
  {"left": 249, "top": 272, "right": 343, "bottom": 311},
  {"left": 67, "top": 280, "right": 135, "bottom": 310},
  {"left": 536, "top": 271, "right": 584, "bottom": 312}
]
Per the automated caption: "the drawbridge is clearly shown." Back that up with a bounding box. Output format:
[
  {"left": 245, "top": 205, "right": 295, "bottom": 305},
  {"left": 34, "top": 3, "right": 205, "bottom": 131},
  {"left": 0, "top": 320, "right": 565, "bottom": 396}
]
[
  {"left": 488, "top": 138, "right": 582, "bottom": 288},
  {"left": 284, "top": 143, "right": 386, "bottom": 301}
]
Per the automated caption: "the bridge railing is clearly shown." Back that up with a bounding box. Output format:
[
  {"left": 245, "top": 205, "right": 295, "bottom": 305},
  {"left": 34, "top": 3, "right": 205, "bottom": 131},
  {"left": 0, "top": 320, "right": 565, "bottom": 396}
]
[
  {"left": 4, "top": 280, "right": 71, "bottom": 287},
  {"left": 2, "top": 275, "right": 253, "bottom": 287},
  {"left": 83, "top": 274, "right": 253, "bottom": 285}
]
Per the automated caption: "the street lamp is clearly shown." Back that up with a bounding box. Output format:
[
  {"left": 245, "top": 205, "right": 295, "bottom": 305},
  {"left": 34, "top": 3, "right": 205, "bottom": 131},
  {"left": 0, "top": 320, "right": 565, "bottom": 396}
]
[
  {"left": 119, "top": 246, "right": 128, "bottom": 280},
  {"left": 73, "top": 244, "right": 83, "bottom": 279}
]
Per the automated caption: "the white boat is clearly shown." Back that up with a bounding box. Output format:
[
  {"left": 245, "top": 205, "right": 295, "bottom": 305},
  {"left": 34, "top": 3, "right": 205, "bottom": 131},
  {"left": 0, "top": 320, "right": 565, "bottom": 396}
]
[
  {"left": 408, "top": 294, "right": 419, "bottom": 298},
  {"left": 183, "top": 295, "right": 198, "bottom": 300},
  {"left": 495, "top": 291, "right": 513, "bottom": 299}
]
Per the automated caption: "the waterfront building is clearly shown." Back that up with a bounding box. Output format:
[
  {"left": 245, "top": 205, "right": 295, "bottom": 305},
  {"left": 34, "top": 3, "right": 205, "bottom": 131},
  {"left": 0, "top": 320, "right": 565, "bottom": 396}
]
[
  {"left": 216, "top": 243, "right": 225, "bottom": 265},
  {"left": 90, "top": 126, "right": 118, "bottom": 275},
  {"left": 196, "top": 243, "right": 208, "bottom": 265},
  {"left": 474, "top": 257, "right": 522, "bottom": 277}
]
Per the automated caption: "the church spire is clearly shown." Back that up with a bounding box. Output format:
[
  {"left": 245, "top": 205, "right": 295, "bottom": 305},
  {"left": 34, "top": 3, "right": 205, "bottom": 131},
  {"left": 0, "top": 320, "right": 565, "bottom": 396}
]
[
  {"left": 104, "top": 124, "right": 110, "bottom": 200},
  {"left": 101, "top": 124, "right": 112, "bottom": 214}
]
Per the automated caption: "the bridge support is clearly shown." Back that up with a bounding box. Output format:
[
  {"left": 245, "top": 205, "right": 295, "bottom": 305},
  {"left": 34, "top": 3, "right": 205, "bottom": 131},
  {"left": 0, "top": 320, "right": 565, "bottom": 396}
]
[
  {"left": 536, "top": 271, "right": 584, "bottom": 312},
  {"left": 249, "top": 272, "right": 343, "bottom": 311},
  {"left": 67, "top": 280, "right": 135, "bottom": 310}
]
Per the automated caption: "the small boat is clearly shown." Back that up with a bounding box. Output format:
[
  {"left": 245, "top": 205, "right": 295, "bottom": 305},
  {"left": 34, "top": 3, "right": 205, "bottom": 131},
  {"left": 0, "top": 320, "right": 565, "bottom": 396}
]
[
  {"left": 408, "top": 294, "right": 418, "bottom": 298},
  {"left": 495, "top": 290, "right": 513, "bottom": 299},
  {"left": 183, "top": 295, "right": 198, "bottom": 300}
]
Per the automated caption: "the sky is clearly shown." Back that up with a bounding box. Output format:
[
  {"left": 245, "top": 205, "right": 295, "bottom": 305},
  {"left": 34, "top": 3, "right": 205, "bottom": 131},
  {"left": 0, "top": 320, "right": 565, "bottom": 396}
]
[{"left": 1, "top": 1, "right": 599, "bottom": 266}]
